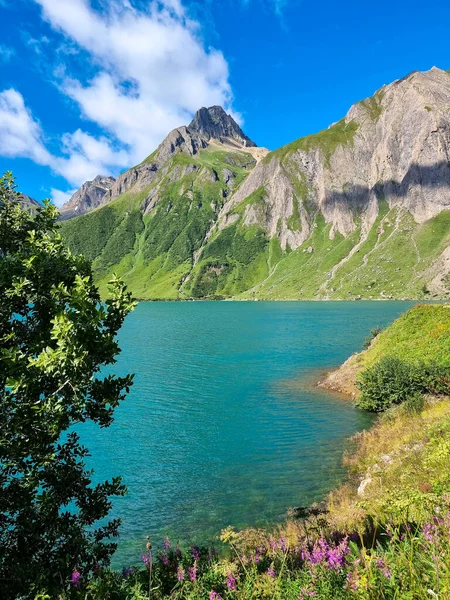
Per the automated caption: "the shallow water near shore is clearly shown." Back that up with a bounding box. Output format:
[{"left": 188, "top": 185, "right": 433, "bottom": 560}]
[{"left": 79, "top": 301, "right": 414, "bottom": 566}]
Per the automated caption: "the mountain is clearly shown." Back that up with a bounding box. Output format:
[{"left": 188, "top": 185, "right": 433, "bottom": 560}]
[
  {"left": 59, "top": 176, "right": 116, "bottom": 220},
  {"left": 18, "top": 194, "right": 40, "bottom": 213},
  {"left": 60, "top": 72, "right": 450, "bottom": 300},
  {"left": 188, "top": 106, "right": 256, "bottom": 147}
]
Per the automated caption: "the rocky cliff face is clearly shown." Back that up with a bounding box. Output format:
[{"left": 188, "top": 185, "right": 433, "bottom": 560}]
[
  {"left": 60, "top": 68, "right": 450, "bottom": 301},
  {"left": 188, "top": 106, "right": 256, "bottom": 148},
  {"left": 220, "top": 67, "right": 450, "bottom": 249},
  {"left": 59, "top": 176, "right": 115, "bottom": 220}
]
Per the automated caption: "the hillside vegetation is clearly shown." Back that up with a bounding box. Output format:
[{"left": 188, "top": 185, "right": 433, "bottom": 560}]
[{"left": 60, "top": 69, "right": 450, "bottom": 301}]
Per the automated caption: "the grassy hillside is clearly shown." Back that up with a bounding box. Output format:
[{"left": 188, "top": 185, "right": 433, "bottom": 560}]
[
  {"left": 360, "top": 303, "right": 450, "bottom": 367},
  {"left": 61, "top": 189, "right": 450, "bottom": 301},
  {"left": 238, "top": 209, "right": 450, "bottom": 300},
  {"left": 320, "top": 304, "right": 450, "bottom": 397},
  {"left": 60, "top": 147, "right": 265, "bottom": 299}
]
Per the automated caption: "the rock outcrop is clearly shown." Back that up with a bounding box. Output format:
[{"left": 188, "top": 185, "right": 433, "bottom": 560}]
[
  {"left": 188, "top": 106, "right": 256, "bottom": 148},
  {"left": 219, "top": 67, "right": 450, "bottom": 251},
  {"left": 17, "top": 194, "right": 40, "bottom": 213},
  {"left": 59, "top": 176, "right": 116, "bottom": 220}
]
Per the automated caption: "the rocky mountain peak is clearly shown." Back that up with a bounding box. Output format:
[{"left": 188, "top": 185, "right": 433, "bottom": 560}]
[
  {"left": 59, "top": 175, "right": 116, "bottom": 220},
  {"left": 188, "top": 106, "right": 256, "bottom": 148}
]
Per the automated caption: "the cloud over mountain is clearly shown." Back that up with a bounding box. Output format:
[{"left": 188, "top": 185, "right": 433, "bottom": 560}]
[{"left": 0, "top": 0, "right": 235, "bottom": 201}]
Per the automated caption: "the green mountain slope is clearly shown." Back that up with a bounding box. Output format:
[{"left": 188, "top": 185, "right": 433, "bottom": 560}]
[
  {"left": 60, "top": 72, "right": 450, "bottom": 300},
  {"left": 61, "top": 144, "right": 263, "bottom": 299}
]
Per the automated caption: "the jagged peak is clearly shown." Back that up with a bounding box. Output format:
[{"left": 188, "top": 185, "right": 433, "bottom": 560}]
[
  {"left": 188, "top": 105, "right": 257, "bottom": 148},
  {"left": 59, "top": 175, "right": 116, "bottom": 220}
]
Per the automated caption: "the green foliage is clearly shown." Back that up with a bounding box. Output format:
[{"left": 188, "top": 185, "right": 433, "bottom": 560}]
[
  {"left": 362, "top": 327, "right": 383, "bottom": 350},
  {"left": 0, "top": 173, "right": 135, "bottom": 598},
  {"left": 60, "top": 204, "right": 120, "bottom": 261},
  {"left": 361, "top": 304, "right": 450, "bottom": 368},
  {"left": 357, "top": 356, "right": 450, "bottom": 411},
  {"left": 188, "top": 225, "right": 270, "bottom": 298}
]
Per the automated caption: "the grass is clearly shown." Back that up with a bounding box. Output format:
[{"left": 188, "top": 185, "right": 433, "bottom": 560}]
[
  {"left": 239, "top": 214, "right": 362, "bottom": 299},
  {"left": 360, "top": 304, "right": 450, "bottom": 368},
  {"left": 329, "top": 396, "right": 450, "bottom": 530},
  {"left": 230, "top": 186, "right": 266, "bottom": 217},
  {"left": 359, "top": 90, "right": 385, "bottom": 122}
]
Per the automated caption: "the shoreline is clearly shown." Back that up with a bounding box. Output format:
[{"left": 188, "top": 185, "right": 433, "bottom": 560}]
[{"left": 316, "top": 352, "right": 362, "bottom": 400}]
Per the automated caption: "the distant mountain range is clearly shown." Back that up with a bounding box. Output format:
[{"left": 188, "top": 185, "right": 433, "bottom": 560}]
[{"left": 59, "top": 68, "right": 450, "bottom": 300}]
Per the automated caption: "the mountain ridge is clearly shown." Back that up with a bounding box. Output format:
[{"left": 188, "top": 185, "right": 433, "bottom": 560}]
[{"left": 59, "top": 67, "right": 450, "bottom": 301}]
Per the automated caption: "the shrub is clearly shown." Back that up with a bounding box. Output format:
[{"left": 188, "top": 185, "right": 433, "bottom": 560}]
[
  {"left": 357, "top": 356, "right": 450, "bottom": 411},
  {"left": 0, "top": 173, "right": 135, "bottom": 598},
  {"left": 362, "top": 326, "right": 383, "bottom": 350}
]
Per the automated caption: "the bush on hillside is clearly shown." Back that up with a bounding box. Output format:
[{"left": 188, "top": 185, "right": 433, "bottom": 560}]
[
  {"left": 357, "top": 356, "right": 450, "bottom": 411},
  {"left": 362, "top": 326, "right": 383, "bottom": 350}
]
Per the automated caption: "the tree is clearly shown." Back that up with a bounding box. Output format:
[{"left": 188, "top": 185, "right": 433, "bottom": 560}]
[{"left": 0, "top": 173, "right": 135, "bottom": 598}]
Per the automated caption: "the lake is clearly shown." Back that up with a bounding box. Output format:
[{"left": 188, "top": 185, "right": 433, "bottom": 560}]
[{"left": 79, "top": 300, "right": 414, "bottom": 566}]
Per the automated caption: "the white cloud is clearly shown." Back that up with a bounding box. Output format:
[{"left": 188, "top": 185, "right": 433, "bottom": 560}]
[
  {"left": 0, "top": 89, "right": 52, "bottom": 165},
  {"left": 51, "top": 187, "right": 77, "bottom": 207},
  {"left": 0, "top": 44, "right": 14, "bottom": 62},
  {"left": 55, "top": 129, "right": 129, "bottom": 184},
  {"left": 33, "top": 0, "right": 234, "bottom": 163},
  {"left": 0, "top": 88, "right": 127, "bottom": 188},
  {"left": 0, "top": 1, "right": 236, "bottom": 196}
]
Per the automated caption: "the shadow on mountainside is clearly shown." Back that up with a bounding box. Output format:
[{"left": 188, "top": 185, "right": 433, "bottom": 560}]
[{"left": 322, "top": 161, "right": 450, "bottom": 214}]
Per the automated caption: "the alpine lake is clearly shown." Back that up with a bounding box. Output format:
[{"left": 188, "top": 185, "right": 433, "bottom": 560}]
[{"left": 78, "top": 301, "right": 415, "bottom": 566}]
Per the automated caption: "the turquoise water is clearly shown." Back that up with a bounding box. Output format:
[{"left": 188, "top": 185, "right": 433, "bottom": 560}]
[{"left": 79, "top": 301, "right": 414, "bottom": 566}]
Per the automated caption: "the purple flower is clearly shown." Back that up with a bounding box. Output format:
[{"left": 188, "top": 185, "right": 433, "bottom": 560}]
[
  {"left": 279, "top": 537, "right": 287, "bottom": 552},
  {"left": 310, "top": 538, "right": 329, "bottom": 564},
  {"left": 423, "top": 522, "right": 436, "bottom": 543},
  {"left": 190, "top": 545, "right": 200, "bottom": 561},
  {"left": 177, "top": 566, "right": 185, "bottom": 581},
  {"left": 189, "top": 563, "right": 197, "bottom": 582},
  {"left": 209, "top": 592, "right": 223, "bottom": 600},
  {"left": 226, "top": 572, "right": 237, "bottom": 590},
  {"left": 71, "top": 570, "right": 81, "bottom": 588},
  {"left": 141, "top": 553, "right": 152, "bottom": 566},
  {"left": 302, "top": 538, "right": 349, "bottom": 572},
  {"left": 267, "top": 567, "right": 275, "bottom": 578},
  {"left": 122, "top": 566, "right": 134, "bottom": 577},
  {"left": 269, "top": 537, "right": 278, "bottom": 551},
  {"left": 161, "top": 554, "right": 169, "bottom": 566},
  {"left": 345, "top": 572, "right": 359, "bottom": 591},
  {"left": 163, "top": 536, "right": 171, "bottom": 549},
  {"left": 375, "top": 558, "right": 392, "bottom": 579}
]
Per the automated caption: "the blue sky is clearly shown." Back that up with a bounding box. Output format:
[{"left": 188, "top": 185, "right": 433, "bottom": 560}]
[{"left": 0, "top": 0, "right": 449, "bottom": 205}]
